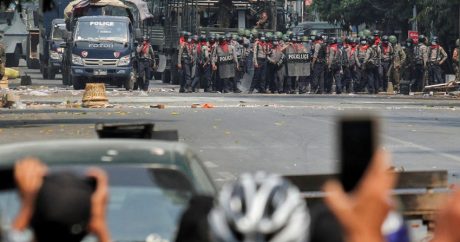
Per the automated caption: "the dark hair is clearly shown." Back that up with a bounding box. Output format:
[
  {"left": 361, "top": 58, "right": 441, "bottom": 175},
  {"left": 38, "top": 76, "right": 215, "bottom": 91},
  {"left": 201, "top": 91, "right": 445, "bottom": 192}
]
[
  {"left": 31, "top": 172, "right": 94, "bottom": 242},
  {"left": 175, "top": 195, "right": 214, "bottom": 242}
]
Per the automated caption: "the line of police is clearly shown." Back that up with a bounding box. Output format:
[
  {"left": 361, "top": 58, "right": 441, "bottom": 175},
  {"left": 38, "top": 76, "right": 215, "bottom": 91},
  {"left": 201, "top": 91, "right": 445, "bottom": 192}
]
[{"left": 176, "top": 29, "right": 454, "bottom": 94}]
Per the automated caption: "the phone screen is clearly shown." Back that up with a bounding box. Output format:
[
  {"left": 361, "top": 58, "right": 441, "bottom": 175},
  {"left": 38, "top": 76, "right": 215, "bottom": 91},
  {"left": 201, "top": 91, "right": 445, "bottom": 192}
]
[{"left": 339, "top": 117, "right": 377, "bottom": 192}]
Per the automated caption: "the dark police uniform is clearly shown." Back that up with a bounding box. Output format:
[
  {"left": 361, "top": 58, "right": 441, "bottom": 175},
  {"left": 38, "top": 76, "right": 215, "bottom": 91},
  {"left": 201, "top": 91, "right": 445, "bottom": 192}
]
[{"left": 212, "top": 43, "right": 239, "bottom": 93}]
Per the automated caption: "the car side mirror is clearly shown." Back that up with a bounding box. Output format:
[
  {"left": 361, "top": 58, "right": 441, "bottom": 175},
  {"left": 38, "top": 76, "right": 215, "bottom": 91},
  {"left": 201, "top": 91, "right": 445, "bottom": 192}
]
[{"left": 59, "top": 42, "right": 67, "bottom": 48}]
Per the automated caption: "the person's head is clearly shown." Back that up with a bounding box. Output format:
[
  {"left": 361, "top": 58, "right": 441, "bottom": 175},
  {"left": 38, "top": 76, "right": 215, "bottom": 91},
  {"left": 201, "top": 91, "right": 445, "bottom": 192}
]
[
  {"left": 406, "top": 38, "right": 414, "bottom": 47},
  {"left": 208, "top": 172, "right": 310, "bottom": 242},
  {"left": 218, "top": 34, "right": 225, "bottom": 44},
  {"left": 142, "top": 36, "right": 149, "bottom": 44},
  {"left": 418, "top": 34, "right": 426, "bottom": 45},
  {"left": 328, "top": 37, "right": 337, "bottom": 46},
  {"left": 351, "top": 37, "right": 359, "bottom": 47},
  {"left": 360, "top": 37, "right": 368, "bottom": 46},
  {"left": 31, "top": 172, "right": 94, "bottom": 242},
  {"left": 431, "top": 36, "right": 439, "bottom": 46},
  {"left": 389, "top": 35, "right": 397, "bottom": 45},
  {"left": 381, "top": 35, "right": 389, "bottom": 46}
]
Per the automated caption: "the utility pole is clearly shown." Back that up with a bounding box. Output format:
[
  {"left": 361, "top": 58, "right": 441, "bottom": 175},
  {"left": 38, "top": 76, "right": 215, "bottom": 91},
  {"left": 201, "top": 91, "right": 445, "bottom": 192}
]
[{"left": 413, "top": 4, "right": 418, "bottom": 31}]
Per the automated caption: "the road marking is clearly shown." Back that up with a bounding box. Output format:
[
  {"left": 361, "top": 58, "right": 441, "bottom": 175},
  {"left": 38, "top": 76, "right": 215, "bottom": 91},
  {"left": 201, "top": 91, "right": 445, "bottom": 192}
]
[
  {"left": 384, "top": 135, "right": 460, "bottom": 163},
  {"left": 203, "top": 161, "right": 218, "bottom": 168},
  {"left": 215, "top": 171, "right": 237, "bottom": 182},
  {"left": 302, "top": 114, "right": 460, "bottom": 163}
]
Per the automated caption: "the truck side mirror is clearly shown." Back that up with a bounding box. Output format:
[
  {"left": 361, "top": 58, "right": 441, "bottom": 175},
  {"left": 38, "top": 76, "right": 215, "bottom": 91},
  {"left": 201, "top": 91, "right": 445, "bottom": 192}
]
[{"left": 135, "top": 28, "right": 142, "bottom": 40}]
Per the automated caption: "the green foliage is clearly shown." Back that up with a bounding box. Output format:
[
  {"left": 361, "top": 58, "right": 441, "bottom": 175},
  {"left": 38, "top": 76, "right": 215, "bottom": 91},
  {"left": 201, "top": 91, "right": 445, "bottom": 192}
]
[{"left": 314, "top": 0, "right": 460, "bottom": 40}]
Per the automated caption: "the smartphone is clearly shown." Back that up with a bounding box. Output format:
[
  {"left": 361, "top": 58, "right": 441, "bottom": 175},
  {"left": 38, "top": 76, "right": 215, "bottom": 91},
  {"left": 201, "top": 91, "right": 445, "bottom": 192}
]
[{"left": 339, "top": 116, "right": 378, "bottom": 192}]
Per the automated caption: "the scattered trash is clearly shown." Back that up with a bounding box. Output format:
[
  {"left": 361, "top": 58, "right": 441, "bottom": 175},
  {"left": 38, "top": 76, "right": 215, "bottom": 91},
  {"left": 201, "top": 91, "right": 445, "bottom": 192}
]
[
  {"left": 1, "top": 92, "right": 20, "bottom": 108},
  {"left": 0, "top": 77, "right": 8, "bottom": 89},
  {"left": 171, "top": 112, "right": 179, "bottom": 115},
  {"left": 202, "top": 103, "right": 214, "bottom": 109},
  {"left": 191, "top": 104, "right": 200, "bottom": 108},
  {"left": 20, "top": 75, "right": 32, "bottom": 86},
  {"left": 29, "top": 90, "right": 50, "bottom": 96},
  {"left": 150, "top": 104, "right": 165, "bottom": 109},
  {"left": 4, "top": 68, "right": 19, "bottom": 79}
]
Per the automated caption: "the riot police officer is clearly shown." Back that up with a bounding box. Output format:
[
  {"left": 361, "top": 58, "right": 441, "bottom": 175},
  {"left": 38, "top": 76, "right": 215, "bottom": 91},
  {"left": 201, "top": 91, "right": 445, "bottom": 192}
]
[
  {"left": 249, "top": 33, "right": 268, "bottom": 94},
  {"left": 355, "top": 37, "right": 369, "bottom": 92},
  {"left": 312, "top": 34, "right": 327, "bottom": 94},
  {"left": 364, "top": 36, "right": 381, "bottom": 94},
  {"left": 413, "top": 35, "right": 428, "bottom": 91},
  {"left": 427, "top": 36, "right": 447, "bottom": 85},
  {"left": 136, "top": 36, "right": 155, "bottom": 91},
  {"left": 178, "top": 32, "right": 196, "bottom": 93},
  {"left": 267, "top": 39, "right": 286, "bottom": 93},
  {"left": 380, "top": 35, "right": 394, "bottom": 91},
  {"left": 402, "top": 38, "right": 416, "bottom": 91},
  {"left": 212, "top": 35, "right": 239, "bottom": 93},
  {"left": 327, "top": 37, "right": 343, "bottom": 94},
  {"left": 389, "top": 35, "right": 406, "bottom": 92}
]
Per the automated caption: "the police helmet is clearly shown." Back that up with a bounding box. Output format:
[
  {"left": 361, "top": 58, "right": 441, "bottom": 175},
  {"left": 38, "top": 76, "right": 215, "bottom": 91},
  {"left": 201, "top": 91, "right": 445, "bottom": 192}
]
[
  {"left": 251, "top": 29, "right": 259, "bottom": 38},
  {"left": 328, "top": 37, "right": 337, "bottom": 44},
  {"left": 244, "top": 29, "right": 251, "bottom": 37},
  {"left": 282, "top": 34, "right": 290, "bottom": 42},
  {"left": 431, "top": 36, "right": 439, "bottom": 45},
  {"left": 143, "top": 36, "right": 149, "bottom": 42},
  {"left": 180, "top": 31, "right": 187, "bottom": 37},
  {"left": 302, "top": 36, "right": 308, "bottom": 42},
  {"left": 344, "top": 37, "right": 351, "bottom": 44},
  {"left": 238, "top": 28, "right": 245, "bottom": 36},
  {"left": 237, "top": 36, "right": 244, "bottom": 44},
  {"left": 275, "top": 31, "right": 283, "bottom": 38},
  {"left": 192, "top": 35, "right": 199, "bottom": 42},
  {"left": 259, "top": 31, "right": 266, "bottom": 38},
  {"left": 209, "top": 33, "right": 217, "bottom": 42},
  {"left": 363, "top": 29, "right": 371, "bottom": 37},
  {"left": 232, "top": 34, "right": 238, "bottom": 41},
  {"left": 381, "top": 35, "right": 389, "bottom": 43},
  {"left": 366, "top": 36, "right": 374, "bottom": 44},
  {"left": 351, "top": 38, "right": 359, "bottom": 44},
  {"left": 260, "top": 36, "right": 267, "bottom": 42},
  {"left": 389, "top": 35, "right": 397, "bottom": 44},
  {"left": 217, "top": 34, "right": 224, "bottom": 41},
  {"left": 315, "top": 33, "right": 323, "bottom": 41},
  {"left": 373, "top": 30, "right": 380, "bottom": 37},
  {"left": 360, "top": 37, "right": 368, "bottom": 45},
  {"left": 199, "top": 34, "right": 207, "bottom": 42},
  {"left": 418, "top": 35, "right": 426, "bottom": 44}
]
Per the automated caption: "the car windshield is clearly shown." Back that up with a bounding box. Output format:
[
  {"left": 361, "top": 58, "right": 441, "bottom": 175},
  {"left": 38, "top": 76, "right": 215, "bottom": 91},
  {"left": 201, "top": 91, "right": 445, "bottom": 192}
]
[
  {"left": 51, "top": 23, "right": 66, "bottom": 40},
  {"left": 75, "top": 21, "right": 128, "bottom": 42},
  {"left": 0, "top": 166, "right": 193, "bottom": 242}
]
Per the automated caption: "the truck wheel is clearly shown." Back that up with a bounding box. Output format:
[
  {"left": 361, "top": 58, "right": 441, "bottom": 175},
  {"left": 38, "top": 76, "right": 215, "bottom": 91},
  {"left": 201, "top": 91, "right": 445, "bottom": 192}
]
[
  {"left": 73, "top": 77, "right": 85, "bottom": 90},
  {"left": 124, "top": 72, "right": 135, "bottom": 91},
  {"left": 48, "top": 68, "right": 56, "bottom": 80}
]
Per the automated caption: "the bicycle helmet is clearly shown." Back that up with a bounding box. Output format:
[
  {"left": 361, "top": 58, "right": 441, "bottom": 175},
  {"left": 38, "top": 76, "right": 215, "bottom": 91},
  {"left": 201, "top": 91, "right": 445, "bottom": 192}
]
[{"left": 209, "top": 172, "right": 310, "bottom": 242}]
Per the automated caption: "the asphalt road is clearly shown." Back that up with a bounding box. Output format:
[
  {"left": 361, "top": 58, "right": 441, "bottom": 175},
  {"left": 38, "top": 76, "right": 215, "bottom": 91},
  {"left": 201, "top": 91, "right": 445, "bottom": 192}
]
[{"left": 2, "top": 64, "right": 460, "bottom": 185}]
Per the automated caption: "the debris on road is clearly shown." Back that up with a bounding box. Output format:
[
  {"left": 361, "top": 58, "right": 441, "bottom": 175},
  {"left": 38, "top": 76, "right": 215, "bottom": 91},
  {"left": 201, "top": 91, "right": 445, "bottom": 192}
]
[
  {"left": 0, "top": 78, "right": 8, "bottom": 89},
  {"left": 82, "top": 83, "right": 109, "bottom": 108},
  {"left": 29, "top": 90, "right": 50, "bottom": 96},
  {"left": 4, "top": 68, "right": 20, "bottom": 79},
  {"left": 424, "top": 81, "right": 460, "bottom": 93},
  {"left": 20, "top": 75, "right": 32, "bottom": 86},
  {"left": 202, "top": 103, "right": 214, "bottom": 109},
  {"left": 150, "top": 104, "right": 165, "bottom": 109},
  {"left": 1, "top": 91, "right": 21, "bottom": 108}
]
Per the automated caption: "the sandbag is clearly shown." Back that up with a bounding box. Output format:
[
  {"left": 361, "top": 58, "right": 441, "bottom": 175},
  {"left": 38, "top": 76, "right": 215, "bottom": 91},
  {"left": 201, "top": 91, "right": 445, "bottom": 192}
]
[{"left": 5, "top": 68, "right": 19, "bottom": 79}]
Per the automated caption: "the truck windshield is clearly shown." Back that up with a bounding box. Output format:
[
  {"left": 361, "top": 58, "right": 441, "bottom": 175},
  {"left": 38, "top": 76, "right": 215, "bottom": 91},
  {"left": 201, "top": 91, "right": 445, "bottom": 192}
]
[
  {"left": 52, "top": 24, "right": 67, "bottom": 40},
  {"left": 75, "top": 21, "right": 128, "bottom": 42}
]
